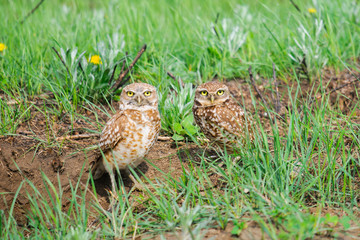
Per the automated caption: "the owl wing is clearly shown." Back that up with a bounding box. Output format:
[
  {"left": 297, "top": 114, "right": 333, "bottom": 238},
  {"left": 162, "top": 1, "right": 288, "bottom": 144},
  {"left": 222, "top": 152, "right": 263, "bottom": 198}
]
[
  {"left": 91, "top": 111, "right": 128, "bottom": 179},
  {"left": 212, "top": 99, "right": 251, "bottom": 138},
  {"left": 98, "top": 110, "right": 128, "bottom": 152}
]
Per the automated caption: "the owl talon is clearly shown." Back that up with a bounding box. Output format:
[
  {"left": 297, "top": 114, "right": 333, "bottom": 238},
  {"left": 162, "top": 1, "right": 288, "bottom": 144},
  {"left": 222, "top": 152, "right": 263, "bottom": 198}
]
[
  {"left": 232, "top": 156, "right": 241, "bottom": 164},
  {"left": 130, "top": 182, "right": 146, "bottom": 191},
  {"left": 128, "top": 171, "right": 152, "bottom": 192}
]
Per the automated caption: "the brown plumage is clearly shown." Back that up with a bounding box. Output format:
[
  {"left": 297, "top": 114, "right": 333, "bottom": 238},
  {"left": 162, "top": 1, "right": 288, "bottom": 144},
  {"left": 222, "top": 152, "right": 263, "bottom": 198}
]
[
  {"left": 192, "top": 81, "right": 253, "bottom": 151},
  {"left": 92, "top": 83, "right": 161, "bottom": 192}
]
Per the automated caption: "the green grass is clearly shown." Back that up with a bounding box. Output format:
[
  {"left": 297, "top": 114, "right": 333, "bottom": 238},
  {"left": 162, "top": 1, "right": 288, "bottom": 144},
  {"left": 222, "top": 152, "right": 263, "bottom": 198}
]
[
  {"left": 1, "top": 0, "right": 360, "bottom": 238},
  {"left": 1, "top": 0, "right": 360, "bottom": 97}
]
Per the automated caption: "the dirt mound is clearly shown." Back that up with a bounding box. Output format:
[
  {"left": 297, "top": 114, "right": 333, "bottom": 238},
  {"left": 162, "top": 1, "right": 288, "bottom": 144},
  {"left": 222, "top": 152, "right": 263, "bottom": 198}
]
[
  {"left": 0, "top": 136, "right": 91, "bottom": 224},
  {"left": 0, "top": 135, "right": 189, "bottom": 225}
]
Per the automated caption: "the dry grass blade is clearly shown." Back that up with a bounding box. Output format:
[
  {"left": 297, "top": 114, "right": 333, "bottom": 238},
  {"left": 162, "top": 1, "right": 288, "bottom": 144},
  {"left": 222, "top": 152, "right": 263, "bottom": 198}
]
[
  {"left": 300, "top": 56, "right": 311, "bottom": 82},
  {"left": 248, "top": 66, "right": 269, "bottom": 110},
  {"left": 323, "top": 74, "right": 360, "bottom": 96},
  {"left": 108, "top": 64, "right": 118, "bottom": 84},
  {"left": 55, "top": 133, "right": 171, "bottom": 142},
  {"left": 56, "top": 133, "right": 100, "bottom": 141},
  {"left": 290, "top": 0, "right": 301, "bottom": 13},
  {"left": 111, "top": 45, "right": 147, "bottom": 92},
  {"left": 52, "top": 47, "right": 71, "bottom": 77},
  {"left": 20, "top": 0, "right": 46, "bottom": 24},
  {"left": 167, "top": 71, "right": 184, "bottom": 88},
  {"left": 273, "top": 63, "right": 281, "bottom": 113},
  {"left": 157, "top": 136, "right": 172, "bottom": 141}
]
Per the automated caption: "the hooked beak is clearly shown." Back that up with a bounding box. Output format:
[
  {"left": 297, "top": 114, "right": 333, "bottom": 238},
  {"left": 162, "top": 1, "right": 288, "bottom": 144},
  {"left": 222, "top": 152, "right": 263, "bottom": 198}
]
[
  {"left": 210, "top": 95, "right": 214, "bottom": 103},
  {"left": 137, "top": 96, "right": 142, "bottom": 104}
]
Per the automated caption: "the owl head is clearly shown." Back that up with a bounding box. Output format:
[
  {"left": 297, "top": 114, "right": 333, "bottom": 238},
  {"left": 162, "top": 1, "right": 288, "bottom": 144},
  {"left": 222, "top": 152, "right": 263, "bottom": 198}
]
[
  {"left": 194, "top": 81, "right": 230, "bottom": 107},
  {"left": 120, "top": 83, "right": 158, "bottom": 109}
]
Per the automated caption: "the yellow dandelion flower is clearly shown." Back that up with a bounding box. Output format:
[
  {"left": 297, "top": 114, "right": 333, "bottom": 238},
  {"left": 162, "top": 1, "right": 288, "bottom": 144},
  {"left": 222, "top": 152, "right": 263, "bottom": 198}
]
[
  {"left": 89, "top": 55, "right": 102, "bottom": 65},
  {"left": 308, "top": 8, "right": 317, "bottom": 14},
  {"left": 0, "top": 43, "right": 7, "bottom": 52}
]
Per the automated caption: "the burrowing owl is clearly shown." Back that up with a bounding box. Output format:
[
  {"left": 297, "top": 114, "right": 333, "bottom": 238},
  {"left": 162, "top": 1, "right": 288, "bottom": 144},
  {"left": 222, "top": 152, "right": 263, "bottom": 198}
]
[
  {"left": 92, "top": 83, "right": 161, "bottom": 192},
  {"left": 192, "top": 81, "right": 253, "bottom": 151}
]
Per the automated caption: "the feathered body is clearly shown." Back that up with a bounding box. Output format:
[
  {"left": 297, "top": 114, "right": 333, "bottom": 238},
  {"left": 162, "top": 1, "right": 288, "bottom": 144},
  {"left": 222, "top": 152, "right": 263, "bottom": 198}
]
[
  {"left": 92, "top": 83, "right": 161, "bottom": 190},
  {"left": 192, "top": 81, "right": 253, "bottom": 150}
]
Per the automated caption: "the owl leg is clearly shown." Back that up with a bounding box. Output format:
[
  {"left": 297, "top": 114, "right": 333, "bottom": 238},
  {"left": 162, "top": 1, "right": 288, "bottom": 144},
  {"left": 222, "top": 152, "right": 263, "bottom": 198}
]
[
  {"left": 109, "top": 171, "right": 117, "bottom": 194},
  {"left": 110, "top": 170, "right": 126, "bottom": 195},
  {"left": 125, "top": 168, "right": 146, "bottom": 191},
  {"left": 232, "top": 156, "right": 242, "bottom": 164}
]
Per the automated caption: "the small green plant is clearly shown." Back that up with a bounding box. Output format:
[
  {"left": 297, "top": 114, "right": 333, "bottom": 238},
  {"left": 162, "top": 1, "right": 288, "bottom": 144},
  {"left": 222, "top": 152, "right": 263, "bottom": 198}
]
[
  {"left": 339, "top": 215, "right": 352, "bottom": 230},
  {"left": 47, "top": 34, "right": 126, "bottom": 107},
  {"left": 159, "top": 82, "right": 199, "bottom": 140},
  {"left": 231, "top": 220, "right": 247, "bottom": 236}
]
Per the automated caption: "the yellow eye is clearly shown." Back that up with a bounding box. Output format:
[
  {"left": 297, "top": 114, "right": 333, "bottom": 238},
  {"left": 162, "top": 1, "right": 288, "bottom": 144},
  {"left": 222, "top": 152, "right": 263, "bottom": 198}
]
[
  {"left": 200, "top": 91, "right": 208, "bottom": 96},
  {"left": 144, "top": 91, "right": 151, "bottom": 96},
  {"left": 127, "top": 91, "right": 134, "bottom": 97},
  {"left": 217, "top": 90, "right": 224, "bottom": 96}
]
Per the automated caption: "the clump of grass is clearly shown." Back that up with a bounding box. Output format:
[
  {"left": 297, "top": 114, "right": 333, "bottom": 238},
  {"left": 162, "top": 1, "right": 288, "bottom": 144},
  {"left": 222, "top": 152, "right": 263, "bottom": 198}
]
[
  {"left": 46, "top": 34, "right": 126, "bottom": 108},
  {"left": 0, "top": 91, "right": 32, "bottom": 135},
  {"left": 158, "top": 81, "right": 199, "bottom": 140}
]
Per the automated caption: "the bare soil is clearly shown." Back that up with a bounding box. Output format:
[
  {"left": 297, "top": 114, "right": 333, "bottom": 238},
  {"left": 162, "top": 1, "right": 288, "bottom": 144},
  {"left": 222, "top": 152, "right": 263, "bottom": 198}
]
[{"left": 1, "top": 68, "right": 360, "bottom": 238}]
